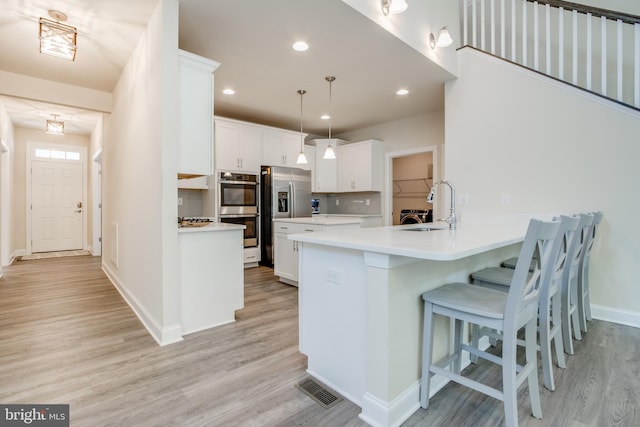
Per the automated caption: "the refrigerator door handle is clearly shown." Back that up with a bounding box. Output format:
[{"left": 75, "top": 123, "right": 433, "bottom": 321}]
[{"left": 289, "top": 182, "right": 294, "bottom": 218}]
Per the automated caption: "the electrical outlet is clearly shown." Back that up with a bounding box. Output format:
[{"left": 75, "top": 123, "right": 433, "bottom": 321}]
[
  {"left": 325, "top": 268, "right": 340, "bottom": 284},
  {"left": 177, "top": 197, "right": 183, "bottom": 206},
  {"left": 366, "top": 199, "right": 371, "bottom": 206},
  {"left": 501, "top": 193, "right": 510, "bottom": 205},
  {"left": 458, "top": 194, "right": 469, "bottom": 205},
  {"left": 335, "top": 199, "right": 340, "bottom": 206}
]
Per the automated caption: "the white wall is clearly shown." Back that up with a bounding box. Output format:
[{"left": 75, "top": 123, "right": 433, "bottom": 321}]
[
  {"left": 445, "top": 48, "right": 640, "bottom": 323},
  {"left": 0, "top": 105, "right": 14, "bottom": 267},
  {"left": 102, "top": 0, "right": 181, "bottom": 345}
]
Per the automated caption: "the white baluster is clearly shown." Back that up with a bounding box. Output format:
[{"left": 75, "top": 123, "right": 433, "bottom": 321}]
[
  {"left": 491, "top": 0, "right": 496, "bottom": 54},
  {"left": 601, "top": 15, "right": 607, "bottom": 96},
  {"left": 481, "top": 0, "right": 486, "bottom": 51},
  {"left": 501, "top": 0, "right": 506, "bottom": 58},
  {"left": 559, "top": 7, "right": 564, "bottom": 80},
  {"left": 534, "top": 1, "right": 539, "bottom": 71},
  {"left": 473, "top": 0, "right": 478, "bottom": 47},
  {"left": 617, "top": 19, "right": 623, "bottom": 101},
  {"left": 463, "top": 0, "right": 469, "bottom": 46},
  {"left": 522, "top": 0, "right": 528, "bottom": 67},
  {"left": 572, "top": 10, "right": 578, "bottom": 85},
  {"left": 546, "top": 4, "right": 551, "bottom": 75},
  {"left": 511, "top": 0, "right": 517, "bottom": 60},
  {"left": 633, "top": 24, "right": 640, "bottom": 108},
  {"left": 586, "top": 13, "right": 592, "bottom": 90}
]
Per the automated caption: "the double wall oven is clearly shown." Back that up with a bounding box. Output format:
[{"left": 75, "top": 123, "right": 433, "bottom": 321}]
[{"left": 218, "top": 172, "right": 259, "bottom": 247}]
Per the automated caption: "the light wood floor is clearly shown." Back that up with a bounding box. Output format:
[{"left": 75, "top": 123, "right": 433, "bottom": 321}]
[{"left": 1, "top": 256, "right": 638, "bottom": 426}]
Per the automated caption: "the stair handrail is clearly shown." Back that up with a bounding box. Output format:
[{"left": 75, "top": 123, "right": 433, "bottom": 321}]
[{"left": 524, "top": 0, "right": 640, "bottom": 25}]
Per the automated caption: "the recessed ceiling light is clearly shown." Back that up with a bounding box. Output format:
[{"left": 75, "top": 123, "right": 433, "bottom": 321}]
[
  {"left": 222, "top": 89, "right": 235, "bottom": 95},
  {"left": 321, "top": 114, "right": 330, "bottom": 120},
  {"left": 396, "top": 89, "right": 409, "bottom": 96},
  {"left": 292, "top": 41, "right": 309, "bottom": 52}
]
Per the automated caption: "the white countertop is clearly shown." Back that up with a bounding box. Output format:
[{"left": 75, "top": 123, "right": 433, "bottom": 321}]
[
  {"left": 289, "top": 216, "right": 534, "bottom": 261},
  {"left": 178, "top": 222, "right": 245, "bottom": 234}
]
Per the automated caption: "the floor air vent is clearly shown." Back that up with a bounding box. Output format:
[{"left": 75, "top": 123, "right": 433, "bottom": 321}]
[{"left": 296, "top": 378, "right": 343, "bottom": 409}]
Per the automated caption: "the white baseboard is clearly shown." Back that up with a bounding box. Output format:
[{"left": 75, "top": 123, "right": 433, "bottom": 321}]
[
  {"left": 591, "top": 304, "right": 640, "bottom": 328},
  {"left": 10, "top": 249, "right": 26, "bottom": 264},
  {"left": 102, "top": 261, "right": 183, "bottom": 346}
]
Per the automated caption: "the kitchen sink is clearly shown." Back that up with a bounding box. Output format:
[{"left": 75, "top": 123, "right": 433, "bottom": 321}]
[{"left": 400, "top": 226, "right": 448, "bottom": 232}]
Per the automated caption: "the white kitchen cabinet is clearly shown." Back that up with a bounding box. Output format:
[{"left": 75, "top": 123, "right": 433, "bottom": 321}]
[
  {"left": 214, "top": 118, "right": 262, "bottom": 173},
  {"left": 274, "top": 222, "right": 327, "bottom": 286},
  {"left": 337, "top": 140, "right": 383, "bottom": 192},
  {"left": 262, "top": 129, "right": 305, "bottom": 168},
  {"left": 178, "top": 50, "right": 220, "bottom": 176},
  {"left": 311, "top": 139, "right": 342, "bottom": 193}
]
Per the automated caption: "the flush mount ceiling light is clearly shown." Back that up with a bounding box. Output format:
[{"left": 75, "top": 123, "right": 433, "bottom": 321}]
[
  {"left": 429, "top": 26, "right": 453, "bottom": 49},
  {"left": 222, "top": 88, "right": 235, "bottom": 95},
  {"left": 292, "top": 41, "right": 309, "bottom": 52},
  {"left": 46, "top": 114, "right": 64, "bottom": 135},
  {"left": 323, "top": 76, "right": 337, "bottom": 160},
  {"left": 296, "top": 90, "right": 308, "bottom": 165},
  {"left": 381, "top": 0, "right": 408, "bottom": 16},
  {"left": 396, "top": 89, "right": 409, "bottom": 96},
  {"left": 39, "top": 10, "right": 77, "bottom": 61}
]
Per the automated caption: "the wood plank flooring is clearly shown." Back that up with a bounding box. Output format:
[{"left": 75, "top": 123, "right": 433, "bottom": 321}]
[{"left": 1, "top": 256, "right": 638, "bottom": 426}]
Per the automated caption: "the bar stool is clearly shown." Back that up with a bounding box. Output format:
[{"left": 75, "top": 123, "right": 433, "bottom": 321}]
[
  {"left": 577, "top": 211, "right": 604, "bottom": 333},
  {"left": 420, "top": 219, "right": 559, "bottom": 427},
  {"left": 470, "top": 215, "right": 579, "bottom": 391},
  {"left": 561, "top": 213, "right": 594, "bottom": 354}
]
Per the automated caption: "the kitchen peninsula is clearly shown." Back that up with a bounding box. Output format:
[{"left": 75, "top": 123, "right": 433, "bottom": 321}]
[
  {"left": 178, "top": 222, "right": 245, "bottom": 335},
  {"left": 290, "top": 216, "right": 532, "bottom": 427}
]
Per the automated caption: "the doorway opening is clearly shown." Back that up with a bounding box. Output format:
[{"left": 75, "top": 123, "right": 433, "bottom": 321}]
[{"left": 385, "top": 146, "right": 438, "bottom": 226}]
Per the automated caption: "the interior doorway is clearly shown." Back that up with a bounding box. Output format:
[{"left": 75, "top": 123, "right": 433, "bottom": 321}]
[
  {"left": 385, "top": 146, "right": 438, "bottom": 226},
  {"left": 26, "top": 142, "right": 87, "bottom": 254}
]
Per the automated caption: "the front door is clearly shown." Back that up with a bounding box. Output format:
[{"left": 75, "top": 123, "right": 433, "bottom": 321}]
[{"left": 31, "top": 160, "right": 83, "bottom": 253}]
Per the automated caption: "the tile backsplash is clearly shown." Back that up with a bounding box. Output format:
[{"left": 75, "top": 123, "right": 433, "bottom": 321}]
[{"left": 323, "top": 192, "right": 382, "bottom": 215}]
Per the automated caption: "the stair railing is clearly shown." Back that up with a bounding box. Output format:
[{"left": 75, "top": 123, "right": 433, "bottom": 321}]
[{"left": 461, "top": 0, "right": 640, "bottom": 109}]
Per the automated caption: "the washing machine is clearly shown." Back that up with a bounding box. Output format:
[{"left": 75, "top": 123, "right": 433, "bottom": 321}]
[{"left": 400, "top": 209, "right": 433, "bottom": 224}]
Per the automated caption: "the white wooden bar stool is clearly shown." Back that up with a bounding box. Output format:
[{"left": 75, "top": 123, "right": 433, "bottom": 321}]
[
  {"left": 470, "top": 215, "right": 579, "bottom": 391},
  {"left": 561, "top": 213, "right": 594, "bottom": 354},
  {"left": 420, "top": 219, "right": 559, "bottom": 427},
  {"left": 577, "top": 211, "right": 604, "bottom": 333}
]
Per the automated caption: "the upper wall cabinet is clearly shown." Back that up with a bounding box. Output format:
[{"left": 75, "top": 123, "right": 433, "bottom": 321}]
[
  {"left": 214, "top": 118, "right": 262, "bottom": 173},
  {"left": 178, "top": 50, "right": 220, "bottom": 176},
  {"left": 262, "top": 129, "right": 310, "bottom": 170},
  {"left": 311, "top": 139, "right": 342, "bottom": 193},
  {"left": 337, "top": 140, "right": 383, "bottom": 192}
]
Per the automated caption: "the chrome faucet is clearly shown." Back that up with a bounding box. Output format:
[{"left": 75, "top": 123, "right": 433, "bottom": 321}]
[{"left": 427, "top": 180, "right": 457, "bottom": 230}]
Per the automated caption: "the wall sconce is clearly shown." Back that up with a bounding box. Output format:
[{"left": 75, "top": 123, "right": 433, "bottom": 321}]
[
  {"left": 429, "top": 27, "right": 453, "bottom": 49},
  {"left": 46, "top": 115, "right": 65, "bottom": 135},
  {"left": 39, "top": 10, "right": 77, "bottom": 61},
  {"left": 381, "top": 0, "right": 408, "bottom": 16}
]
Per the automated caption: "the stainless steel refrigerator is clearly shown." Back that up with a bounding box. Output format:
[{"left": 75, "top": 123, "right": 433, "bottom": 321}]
[{"left": 260, "top": 165, "right": 312, "bottom": 267}]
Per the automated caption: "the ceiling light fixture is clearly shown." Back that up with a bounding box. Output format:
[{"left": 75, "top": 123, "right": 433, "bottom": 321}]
[
  {"left": 39, "top": 10, "right": 77, "bottom": 61},
  {"left": 396, "top": 89, "right": 409, "bottom": 96},
  {"left": 429, "top": 26, "right": 453, "bottom": 49},
  {"left": 46, "top": 115, "right": 64, "bottom": 135},
  {"left": 381, "top": 0, "right": 408, "bottom": 16},
  {"left": 323, "top": 76, "right": 337, "bottom": 160},
  {"left": 296, "top": 90, "right": 308, "bottom": 165},
  {"left": 292, "top": 41, "right": 309, "bottom": 52},
  {"left": 222, "top": 88, "right": 235, "bottom": 95}
]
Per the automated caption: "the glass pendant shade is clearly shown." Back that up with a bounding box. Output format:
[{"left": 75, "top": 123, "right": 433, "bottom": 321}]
[
  {"left": 39, "top": 17, "right": 77, "bottom": 61},
  {"left": 323, "top": 76, "right": 337, "bottom": 160},
  {"left": 323, "top": 143, "right": 336, "bottom": 160},
  {"left": 46, "top": 116, "right": 64, "bottom": 135}
]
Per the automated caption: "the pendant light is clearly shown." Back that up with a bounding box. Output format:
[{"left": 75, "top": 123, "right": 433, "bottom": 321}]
[
  {"left": 296, "top": 89, "right": 308, "bottom": 165},
  {"left": 323, "top": 76, "right": 337, "bottom": 160}
]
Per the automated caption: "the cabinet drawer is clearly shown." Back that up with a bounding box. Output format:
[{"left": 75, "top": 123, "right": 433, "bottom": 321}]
[
  {"left": 274, "top": 223, "right": 298, "bottom": 234},
  {"left": 298, "top": 224, "right": 326, "bottom": 233}
]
